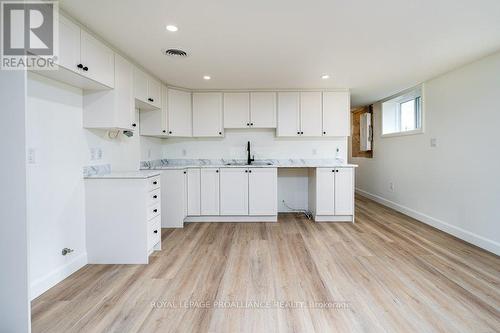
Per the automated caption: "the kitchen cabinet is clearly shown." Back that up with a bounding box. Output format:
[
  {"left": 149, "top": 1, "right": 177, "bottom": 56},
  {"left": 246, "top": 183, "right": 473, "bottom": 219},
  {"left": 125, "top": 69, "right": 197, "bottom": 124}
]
[
  {"left": 322, "top": 91, "right": 350, "bottom": 137},
  {"left": 33, "top": 15, "right": 115, "bottom": 90},
  {"left": 277, "top": 92, "right": 300, "bottom": 136},
  {"left": 313, "top": 167, "right": 354, "bottom": 217},
  {"left": 223, "top": 92, "right": 250, "bottom": 128},
  {"left": 248, "top": 168, "right": 277, "bottom": 215},
  {"left": 250, "top": 92, "right": 276, "bottom": 128},
  {"left": 201, "top": 168, "right": 220, "bottom": 215},
  {"left": 167, "top": 88, "right": 192, "bottom": 137},
  {"left": 162, "top": 170, "right": 187, "bottom": 227},
  {"left": 83, "top": 53, "right": 135, "bottom": 130},
  {"left": 187, "top": 168, "right": 201, "bottom": 216},
  {"left": 85, "top": 174, "right": 161, "bottom": 264},
  {"left": 193, "top": 92, "right": 223, "bottom": 137},
  {"left": 140, "top": 84, "right": 168, "bottom": 137},
  {"left": 300, "top": 92, "right": 323, "bottom": 136},
  {"left": 134, "top": 69, "right": 162, "bottom": 110},
  {"left": 219, "top": 168, "right": 249, "bottom": 215},
  {"left": 80, "top": 30, "right": 115, "bottom": 88}
]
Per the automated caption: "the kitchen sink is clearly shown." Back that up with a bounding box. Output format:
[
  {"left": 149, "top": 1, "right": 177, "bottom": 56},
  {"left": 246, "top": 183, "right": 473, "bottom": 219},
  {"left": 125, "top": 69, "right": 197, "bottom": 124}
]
[{"left": 224, "top": 161, "right": 273, "bottom": 166}]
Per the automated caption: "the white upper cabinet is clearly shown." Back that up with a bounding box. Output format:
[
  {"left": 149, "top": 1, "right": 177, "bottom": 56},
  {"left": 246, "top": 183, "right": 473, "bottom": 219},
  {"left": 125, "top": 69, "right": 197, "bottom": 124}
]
[
  {"left": 167, "top": 88, "right": 192, "bottom": 137},
  {"left": 219, "top": 168, "right": 249, "bottom": 216},
  {"left": 201, "top": 168, "right": 220, "bottom": 215},
  {"left": 192, "top": 92, "right": 223, "bottom": 137},
  {"left": 334, "top": 168, "right": 354, "bottom": 215},
  {"left": 250, "top": 92, "right": 276, "bottom": 128},
  {"left": 248, "top": 168, "right": 277, "bottom": 215},
  {"left": 300, "top": 92, "right": 323, "bottom": 137},
  {"left": 223, "top": 93, "right": 250, "bottom": 128},
  {"left": 322, "top": 91, "right": 350, "bottom": 137},
  {"left": 58, "top": 15, "right": 81, "bottom": 73},
  {"left": 140, "top": 84, "right": 168, "bottom": 137},
  {"left": 277, "top": 92, "right": 300, "bottom": 136},
  {"left": 80, "top": 30, "right": 115, "bottom": 88},
  {"left": 82, "top": 54, "right": 134, "bottom": 130},
  {"left": 134, "top": 69, "right": 161, "bottom": 110}
]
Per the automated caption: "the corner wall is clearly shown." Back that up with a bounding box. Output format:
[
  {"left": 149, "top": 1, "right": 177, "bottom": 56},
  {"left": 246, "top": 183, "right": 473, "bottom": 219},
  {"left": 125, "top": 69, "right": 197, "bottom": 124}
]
[{"left": 351, "top": 51, "right": 500, "bottom": 255}]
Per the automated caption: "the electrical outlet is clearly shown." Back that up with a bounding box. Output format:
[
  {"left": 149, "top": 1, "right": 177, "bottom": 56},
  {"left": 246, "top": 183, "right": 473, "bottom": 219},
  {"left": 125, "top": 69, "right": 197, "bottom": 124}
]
[
  {"left": 312, "top": 148, "right": 317, "bottom": 155},
  {"left": 389, "top": 182, "right": 395, "bottom": 192},
  {"left": 182, "top": 149, "right": 187, "bottom": 157},
  {"left": 430, "top": 138, "right": 437, "bottom": 147},
  {"left": 97, "top": 148, "right": 103, "bottom": 160},
  {"left": 90, "top": 148, "right": 96, "bottom": 161},
  {"left": 27, "top": 148, "right": 36, "bottom": 164}
]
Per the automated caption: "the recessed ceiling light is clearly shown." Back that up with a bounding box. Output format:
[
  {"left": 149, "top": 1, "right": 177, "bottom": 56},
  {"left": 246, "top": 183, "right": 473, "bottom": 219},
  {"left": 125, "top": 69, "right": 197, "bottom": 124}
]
[
  {"left": 166, "top": 25, "right": 178, "bottom": 32},
  {"left": 203, "top": 75, "right": 211, "bottom": 80},
  {"left": 321, "top": 74, "right": 330, "bottom": 79}
]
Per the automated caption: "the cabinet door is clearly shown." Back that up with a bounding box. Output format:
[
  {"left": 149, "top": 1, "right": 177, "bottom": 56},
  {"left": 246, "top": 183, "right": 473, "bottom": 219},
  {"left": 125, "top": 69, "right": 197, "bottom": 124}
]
[
  {"left": 113, "top": 54, "right": 135, "bottom": 129},
  {"left": 248, "top": 168, "right": 277, "bottom": 215},
  {"left": 316, "top": 168, "right": 335, "bottom": 215},
  {"left": 161, "top": 170, "right": 186, "bottom": 228},
  {"left": 134, "top": 68, "right": 148, "bottom": 104},
  {"left": 277, "top": 92, "right": 300, "bottom": 136},
  {"left": 219, "top": 168, "right": 248, "bottom": 216},
  {"left": 201, "top": 168, "right": 220, "bottom": 215},
  {"left": 147, "top": 78, "right": 162, "bottom": 109},
  {"left": 167, "top": 88, "right": 192, "bottom": 137},
  {"left": 300, "top": 92, "right": 323, "bottom": 137},
  {"left": 58, "top": 15, "right": 80, "bottom": 73},
  {"left": 223, "top": 92, "right": 250, "bottom": 128},
  {"left": 322, "top": 91, "right": 350, "bottom": 137},
  {"left": 187, "top": 168, "right": 201, "bottom": 216},
  {"left": 80, "top": 30, "right": 114, "bottom": 88},
  {"left": 139, "top": 84, "right": 167, "bottom": 136},
  {"left": 192, "top": 92, "right": 223, "bottom": 137},
  {"left": 250, "top": 92, "right": 276, "bottom": 128},
  {"left": 334, "top": 168, "right": 354, "bottom": 215}
]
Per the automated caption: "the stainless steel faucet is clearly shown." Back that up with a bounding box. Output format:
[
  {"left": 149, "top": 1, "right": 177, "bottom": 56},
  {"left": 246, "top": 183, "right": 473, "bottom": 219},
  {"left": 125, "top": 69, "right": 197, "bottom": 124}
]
[{"left": 247, "top": 141, "right": 254, "bottom": 165}]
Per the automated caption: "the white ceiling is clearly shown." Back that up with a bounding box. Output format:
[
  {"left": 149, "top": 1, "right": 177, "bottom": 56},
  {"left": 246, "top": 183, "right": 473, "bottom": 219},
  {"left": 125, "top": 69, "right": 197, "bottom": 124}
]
[{"left": 60, "top": 0, "right": 500, "bottom": 106}]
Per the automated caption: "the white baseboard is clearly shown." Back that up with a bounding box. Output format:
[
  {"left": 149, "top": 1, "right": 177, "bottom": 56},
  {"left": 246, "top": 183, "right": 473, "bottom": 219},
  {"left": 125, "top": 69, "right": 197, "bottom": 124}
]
[
  {"left": 356, "top": 188, "right": 500, "bottom": 256},
  {"left": 185, "top": 215, "right": 277, "bottom": 223},
  {"left": 30, "top": 252, "right": 87, "bottom": 300},
  {"left": 314, "top": 215, "right": 353, "bottom": 222}
]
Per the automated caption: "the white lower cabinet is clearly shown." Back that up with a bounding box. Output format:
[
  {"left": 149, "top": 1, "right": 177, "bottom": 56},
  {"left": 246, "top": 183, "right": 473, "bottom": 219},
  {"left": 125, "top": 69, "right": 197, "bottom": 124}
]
[
  {"left": 201, "top": 168, "right": 220, "bottom": 215},
  {"left": 312, "top": 167, "right": 354, "bottom": 220},
  {"left": 248, "top": 168, "right": 277, "bottom": 215},
  {"left": 187, "top": 168, "right": 201, "bottom": 216},
  {"left": 161, "top": 169, "right": 187, "bottom": 227},
  {"left": 85, "top": 175, "right": 161, "bottom": 264},
  {"left": 220, "top": 168, "right": 248, "bottom": 215}
]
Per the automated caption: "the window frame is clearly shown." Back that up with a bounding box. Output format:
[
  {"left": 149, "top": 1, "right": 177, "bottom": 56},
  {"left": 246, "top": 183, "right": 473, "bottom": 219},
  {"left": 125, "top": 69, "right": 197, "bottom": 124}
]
[{"left": 381, "top": 85, "right": 424, "bottom": 138}]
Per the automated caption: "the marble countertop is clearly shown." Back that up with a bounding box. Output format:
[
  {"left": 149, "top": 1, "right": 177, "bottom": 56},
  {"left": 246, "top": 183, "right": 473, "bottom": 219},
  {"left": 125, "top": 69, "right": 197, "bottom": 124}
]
[
  {"left": 140, "top": 159, "right": 358, "bottom": 170},
  {"left": 83, "top": 165, "right": 160, "bottom": 179}
]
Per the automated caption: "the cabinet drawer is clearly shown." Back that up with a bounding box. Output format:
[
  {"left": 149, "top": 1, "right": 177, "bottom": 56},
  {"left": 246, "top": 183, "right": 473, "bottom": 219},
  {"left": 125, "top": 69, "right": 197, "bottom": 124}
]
[
  {"left": 148, "top": 188, "right": 161, "bottom": 206},
  {"left": 148, "top": 176, "right": 160, "bottom": 191},
  {"left": 147, "top": 203, "right": 161, "bottom": 220},
  {"left": 148, "top": 216, "right": 161, "bottom": 249}
]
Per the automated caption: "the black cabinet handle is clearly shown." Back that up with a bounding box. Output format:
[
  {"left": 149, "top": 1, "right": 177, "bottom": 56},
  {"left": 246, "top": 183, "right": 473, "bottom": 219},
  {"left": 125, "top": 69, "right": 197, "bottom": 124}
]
[
  {"left": 153, "top": 209, "right": 158, "bottom": 213},
  {"left": 154, "top": 230, "right": 158, "bottom": 234},
  {"left": 77, "top": 63, "right": 83, "bottom": 69},
  {"left": 83, "top": 66, "right": 88, "bottom": 71},
  {"left": 162, "top": 130, "right": 166, "bottom": 133},
  {"left": 132, "top": 123, "right": 136, "bottom": 127},
  {"left": 148, "top": 98, "right": 154, "bottom": 102},
  {"left": 250, "top": 123, "right": 254, "bottom": 126},
  {"left": 153, "top": 181, "right": 157, "bottom": 185},
  {"left": 153, "top": 195, "right": 157, "bottom": 199},
  {"left": 332, "top": 170, "right": 335, "bottom": 172}
]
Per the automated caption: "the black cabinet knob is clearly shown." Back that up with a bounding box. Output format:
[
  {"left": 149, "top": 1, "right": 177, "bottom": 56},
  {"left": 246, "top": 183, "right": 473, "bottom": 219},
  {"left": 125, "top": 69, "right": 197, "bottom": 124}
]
[
  {"left": 77, "top": 63, "right": 83, "bottom": 69},
  {"left": 249, "top": 170, "right": 252, "bottom": 173},
  {"left": 148, "top": 98, "right": 154, "bottom": 102},
  {"left": 154, "top": 230, "right": 158, "bottom": 234},
  {"left": 247, "top": 123, "right": 250, "bottom": 126},
  {"left": 162, "top": 130, "right": 166, "bottom": 133},
  {"left": 183, "top": 171, "right": 186, "bottom": 174},
  {"left": 153, "top": 181, "right": 157, "bottom": 185},
  {"left": 169, "top": 131, "right": 172, "bottom": 134},
  {"left": 83, "top": 66, "right": 88, "bottom": 71},
  {"left": 323, "top": 131, "right": 326, "bottom": 135},
  {"left": 245, "top": 170, "right": 248, "bottom": 173},
  {"left": 153, "top": 195, "right": 157, "bottom": 199},
  {"left": 153, "top": 209, "right": 158, "bottom": 213},
  {"left": 301, "top": 131, "right": 304, "bottom": 134},
  {"left": 218, "top": 132, "right": 222, "bottom": 135},
  {"left": 216, "top": 169, "right": 219, "bottom": 173},
  {"left": 132, "top": 123, "right": 136, "bottom": 127},
  {"left": 297, "top": 131, "right": 300, "bottom": 135}
]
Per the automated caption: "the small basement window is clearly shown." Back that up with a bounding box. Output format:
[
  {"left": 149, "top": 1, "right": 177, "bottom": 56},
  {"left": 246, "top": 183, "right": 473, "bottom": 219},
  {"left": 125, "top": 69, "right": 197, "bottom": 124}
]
[{"left": 381, "top": 86, "right": 423, "bottom": 136}]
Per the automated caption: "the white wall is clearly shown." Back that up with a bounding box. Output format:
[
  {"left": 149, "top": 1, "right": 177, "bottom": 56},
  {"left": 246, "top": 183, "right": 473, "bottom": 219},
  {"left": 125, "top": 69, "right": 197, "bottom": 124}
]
[
  {"left": 0, "top": 70, "right": 31, "bottom": 333},
  {"left": 351, "top": 51, "right": 500, "bottom": 255},
  {"left": 162, "top": 129, "right": 347, "bottom": 212},
  {"left": 26, "top": 73, "right": 163, "bottom": 298}
]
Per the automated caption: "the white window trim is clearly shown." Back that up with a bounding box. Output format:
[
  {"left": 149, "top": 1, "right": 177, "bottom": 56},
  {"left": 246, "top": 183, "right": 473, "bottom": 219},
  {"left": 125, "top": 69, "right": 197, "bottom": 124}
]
[{"left": 380, "top": 84, "right": 425, "bottom": 138}]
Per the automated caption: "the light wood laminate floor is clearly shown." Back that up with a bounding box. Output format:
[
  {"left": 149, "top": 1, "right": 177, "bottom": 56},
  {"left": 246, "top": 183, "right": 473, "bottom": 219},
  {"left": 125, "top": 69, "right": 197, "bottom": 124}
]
[{"left": 32, "top": 195, "right": 500, "bottom": 332}]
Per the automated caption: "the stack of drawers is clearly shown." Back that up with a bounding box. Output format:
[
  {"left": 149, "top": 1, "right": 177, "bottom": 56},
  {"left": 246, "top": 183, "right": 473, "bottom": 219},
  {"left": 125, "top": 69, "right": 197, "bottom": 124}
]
[{"left": 147, "top": 175, "right": 161, "bottom": 251}]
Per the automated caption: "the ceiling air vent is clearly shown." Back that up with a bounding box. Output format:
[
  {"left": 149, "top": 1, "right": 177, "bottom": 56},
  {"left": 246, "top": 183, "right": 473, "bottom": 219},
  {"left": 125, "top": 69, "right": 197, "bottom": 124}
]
[{"left": 164, "top": 48, "right": 188, "bottom": 57}]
